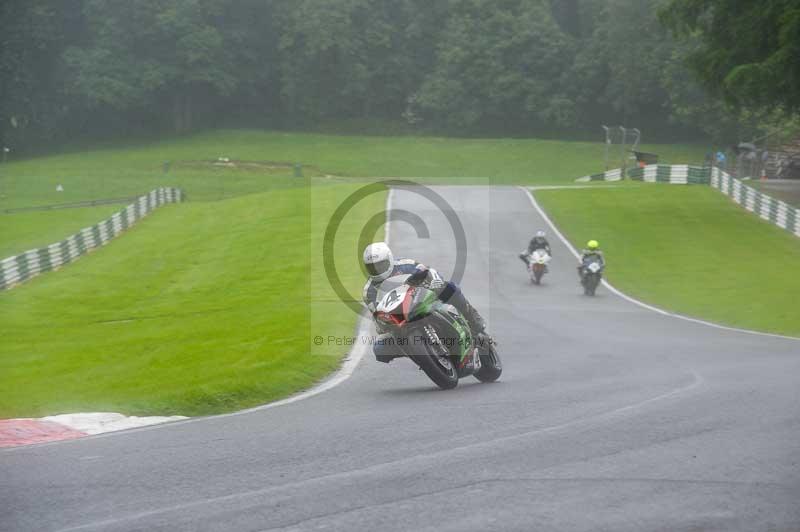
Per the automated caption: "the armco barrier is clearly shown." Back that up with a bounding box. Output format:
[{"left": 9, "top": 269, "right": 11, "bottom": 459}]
[
  {"left": 578, "top": 165, "right": 710, "bottom": 184},
  {"left": 576, "top": 168, "right": 623, "bottom": 182},
  {"left": 626, "top": 164, "right": 710, "bottom": 184},
  {"left": 0, "top": 187, "right": 183, "bottom": 290},
  {"left": 710, "top": 168, "right": 800, "bottom": 237},
  {"left": 573, "top": 164, "right": 799, "bottom": 238}
]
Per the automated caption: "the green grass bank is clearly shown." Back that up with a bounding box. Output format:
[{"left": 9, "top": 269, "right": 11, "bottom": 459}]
[
  {"left": 1, "top": 129, "right": 705, "bottom": 207},
  {"left": 535, "top": 185, "right": 800, "bottom": 337},
  {"left": 0, "top": 183, "right": 385, "bottom": 417},
  {"left": 0, "top": 130, "right": 704, "bottom": 258},
  {"left": 0, "top": 130, "right": 708, "bottom": 417}
]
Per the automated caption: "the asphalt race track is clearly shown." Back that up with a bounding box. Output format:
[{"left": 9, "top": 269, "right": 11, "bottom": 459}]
[{"left": 2, "top": 186, "right": 799, "bottom": 531}]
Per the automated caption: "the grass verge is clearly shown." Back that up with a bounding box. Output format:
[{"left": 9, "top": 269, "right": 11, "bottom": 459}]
[
  {"left": 0, "top": 129, "right": 705, "bottom": 208},
  {"left": 0, "top": 206, "right": 123, "bottom": 258},
  {"left": 534, "top": 185, "right": 800, "bottom": 337},
  {"left": 0, "top": 130, "right": 703, "bottom": 257},
  {"left": 0, "top": 183, "right": 385, "bottom": 417}
]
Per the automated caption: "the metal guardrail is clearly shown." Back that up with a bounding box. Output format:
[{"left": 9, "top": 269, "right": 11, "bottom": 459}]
[
  {"left": 0, "top": 187, "right": 184, "bottom": 291},
  {"left": 576, "top": 164, "right": 710, "bottom": 184},
  {"left": 574, "top": 165, "right": 799, "bottom": 238},
  {"left": 711, "top": 168, "right": 800, "bottom": 238}
]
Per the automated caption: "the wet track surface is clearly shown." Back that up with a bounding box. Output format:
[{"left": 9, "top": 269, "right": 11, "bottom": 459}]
[{"left": 2, "top": 186, "right": 799, "bottom": 531}]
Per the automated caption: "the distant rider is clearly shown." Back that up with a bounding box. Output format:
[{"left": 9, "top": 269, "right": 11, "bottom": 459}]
[
  {"left": 362, "top": 242, "right": 491, "bottom": 362},
  {"left": 577, "top": 240, "right": 605, "bottom": 277},
  {"left": 519, "top": 230, "right": 552, "bottom": 267}
]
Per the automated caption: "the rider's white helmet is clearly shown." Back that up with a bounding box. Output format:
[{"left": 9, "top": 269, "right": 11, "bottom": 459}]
[
  {"left": 536, "top": 230, "right": 546, "bottom": 238},
  {"left": 363, "top": 242, "right": 394, "bottom": 282}
]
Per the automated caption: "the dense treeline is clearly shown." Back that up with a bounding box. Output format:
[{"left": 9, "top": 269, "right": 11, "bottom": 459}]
[{"left": 0, "top": 0, "right": 794, "bottom": 153}]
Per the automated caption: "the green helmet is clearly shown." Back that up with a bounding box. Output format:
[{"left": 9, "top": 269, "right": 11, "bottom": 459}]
[{"left": 587, "top": 240, "right": 599, "bottom": 250}]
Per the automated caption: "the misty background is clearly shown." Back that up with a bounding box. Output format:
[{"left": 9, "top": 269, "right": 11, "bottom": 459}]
[{"left": 1, "top": 0, "right": 797, "bottom": 154}]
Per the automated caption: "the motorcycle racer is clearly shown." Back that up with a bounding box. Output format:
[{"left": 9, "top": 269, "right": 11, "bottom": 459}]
[
  {"left": 519, "top": 230, "right": 551, "bottom": 269},
  {"left": 362, "top": 242, "right": 491, "bottom": 362},
  {"left": 577, "top": 239, "right": 605, "bottom": 276}
]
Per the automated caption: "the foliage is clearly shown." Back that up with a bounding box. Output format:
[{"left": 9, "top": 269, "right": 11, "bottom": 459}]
[
  {"left": 660, "top": 0, "right": 800, "bottom": 112},
  {"left": 63, "top": 0, "right": 275, "bottom": 133},
  {"left": 275, "top": 0, "right": 439, "bottom": 123},
  {"left": 662, "top": 38, "right": 799, "bottom": 142},
  {"left": 3, "top": 0, "right": 798, "bottom": 151},
  {"left": 414, "top": 0, "right": 576, "bottom": 130},
  {"left": 0, "top": 0, "right": 83, "bottom": 148}
]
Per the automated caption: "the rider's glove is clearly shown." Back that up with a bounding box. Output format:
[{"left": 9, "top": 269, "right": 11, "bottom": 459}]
[{"left": 407, "top": 267, "right": 429, "bottom": 286}]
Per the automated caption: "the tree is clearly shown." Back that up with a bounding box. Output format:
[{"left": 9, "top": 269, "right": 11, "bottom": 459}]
[
  {"left": 64, "top": 0, "right": 274, "bottom": 133},
  {"left": 0, "top": 0, "right": 83, "bottom": 150},
  {"left": 5, "top": 0, "right": 770, "bottom": 150},
  {"left": 660, "top": 0, "right": 800, "bottom": 112},
  {"left": 414, "top": 0, "right": 577, "bottom": 131},
  {"left": 275, "top": 0, "right": 441, "bottom": 124},
  {"left": 561, "top": 0, "right": 687, "bottom": 132}
]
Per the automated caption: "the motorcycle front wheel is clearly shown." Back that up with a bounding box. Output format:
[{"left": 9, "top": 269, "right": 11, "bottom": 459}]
[
  {"left": 583, "top": 274, "right": 598, "bottom": 296},
  {"left": 411, "top": 326, "right": 459, "bottom": 389}
]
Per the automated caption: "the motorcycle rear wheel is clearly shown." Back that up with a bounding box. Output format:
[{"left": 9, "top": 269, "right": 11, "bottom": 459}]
[{"left": 474, "top": 343, "right": 502, "bottom": 383}]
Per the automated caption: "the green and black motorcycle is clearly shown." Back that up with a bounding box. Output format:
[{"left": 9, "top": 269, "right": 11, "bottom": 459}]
[
  {"left": 580, "top": 256, "right": 604, "bottom": 296},
  {"left": 373, "top": 280, "right": 502, "bottom": 389}
]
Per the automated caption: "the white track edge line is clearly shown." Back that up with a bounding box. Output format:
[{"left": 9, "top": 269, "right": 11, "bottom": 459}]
[
  {"left": 1, "top": 188, "right": 396, "bottom": 452},
  {"left": 520, "top": 186, "right": 799, "bottom": 342}
]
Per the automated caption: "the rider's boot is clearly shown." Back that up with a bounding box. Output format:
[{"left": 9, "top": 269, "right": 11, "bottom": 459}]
[
  {"left": 464, "top": 301, "right": 486, "bottom": 334},
  {"left": 439, "top": 282, "right": 494, "bottom": 345},
  {"left": 373, "top": 333, "right": 400, "bottom": 363},
  {"left": 519, "top": 253, "right": 530, "bottom": 266},
  {"left": 462, "top": 300, "right": 495, "bottom": 350}
]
